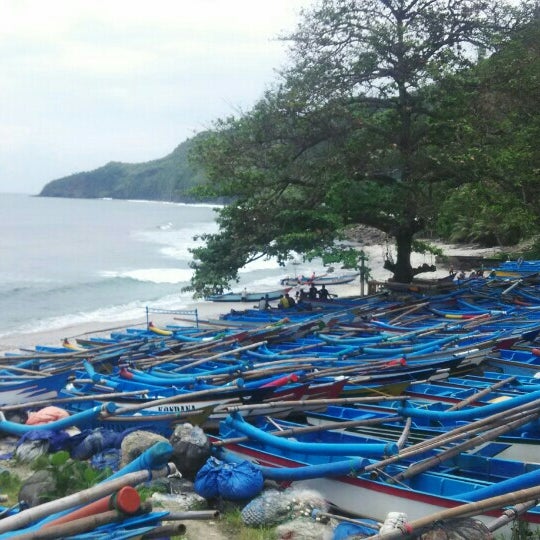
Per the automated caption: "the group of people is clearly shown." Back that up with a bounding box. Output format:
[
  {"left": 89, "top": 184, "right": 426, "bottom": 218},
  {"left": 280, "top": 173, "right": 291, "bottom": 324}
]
[
  {"left": 298, "top": 283, "right": 330, "bottom": 301},
  {"left": 449, "top": 268, "right": 486, "bottom": 280},
  {"left": 257, "top": 284, "right": 333, "bottom": 311}
]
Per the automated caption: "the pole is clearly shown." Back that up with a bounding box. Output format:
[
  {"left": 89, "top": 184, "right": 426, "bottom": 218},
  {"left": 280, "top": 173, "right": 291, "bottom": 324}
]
[{"left": 360, "top": 253, "right": 366, "bottom": 296}]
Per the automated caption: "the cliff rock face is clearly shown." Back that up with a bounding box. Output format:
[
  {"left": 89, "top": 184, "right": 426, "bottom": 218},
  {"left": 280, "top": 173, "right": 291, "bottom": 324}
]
[{"left": 39, "top": 134, "right": 213, "bottom": 203}]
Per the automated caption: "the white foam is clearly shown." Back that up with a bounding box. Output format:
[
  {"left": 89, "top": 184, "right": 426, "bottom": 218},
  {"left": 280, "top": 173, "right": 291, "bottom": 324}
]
[{"left": 0, "top": 291, "right": 194, "bottom": 339}]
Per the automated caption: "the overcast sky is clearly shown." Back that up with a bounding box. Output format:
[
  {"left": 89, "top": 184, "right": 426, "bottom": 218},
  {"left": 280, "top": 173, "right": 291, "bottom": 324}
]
[{"left": 0, "top": 0, "right": 311, "bottom": 194}]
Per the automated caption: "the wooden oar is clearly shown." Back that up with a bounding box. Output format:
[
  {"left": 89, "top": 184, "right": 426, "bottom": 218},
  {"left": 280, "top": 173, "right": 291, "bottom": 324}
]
[
  {"left": 445, "top": 375, "right": 517, "bottom": 411},
  {"left": 396, "top": 416, "right": 412, "bottom": 450},
  {"left": 388, "top": 301, "right": 430, "bottom": 324}
]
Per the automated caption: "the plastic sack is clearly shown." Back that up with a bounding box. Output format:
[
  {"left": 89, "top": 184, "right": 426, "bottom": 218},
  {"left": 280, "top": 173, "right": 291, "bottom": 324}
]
[
  {"left": 194, "top": 456, "right": 221, "bottom": 499},
  {"left": 194, "top": 456, "right": 263, "bottom": 501},
  {"left": 218, "top": 459, "right": 263, "bottom": 501}
]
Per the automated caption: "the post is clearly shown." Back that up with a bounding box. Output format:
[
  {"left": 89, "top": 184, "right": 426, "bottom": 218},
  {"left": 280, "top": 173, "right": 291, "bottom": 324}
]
[{"left": 359, "top": 253, "right": 366, "bottom": 296}]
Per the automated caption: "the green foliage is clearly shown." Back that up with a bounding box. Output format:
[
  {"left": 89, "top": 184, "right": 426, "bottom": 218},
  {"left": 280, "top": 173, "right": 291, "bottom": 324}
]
[
  {"left": 437, "top": 184, "right": 536, "bottom": 246},
  {"left": 187, "top": 0, "right": 531, "bottom": 291},
  {"left": 0, "top": 470, "right": 22, "bottom": 502},
  {"left": 431, "top": 15, "right": 540, "bottom": 246},
  {"left": 305, "top": 245, "right": 373, "bottom": 281},
  {"left": 39, "top": 134, "right": 210, "bottom": 202},
  {"left": 32, "top": 451, "right": 112, "bottom": 501}
]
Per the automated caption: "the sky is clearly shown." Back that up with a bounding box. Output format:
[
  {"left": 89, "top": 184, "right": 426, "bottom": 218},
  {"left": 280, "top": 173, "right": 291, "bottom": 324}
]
[{"left": 0, "top": 0, "right": 311, "bottom": 194}]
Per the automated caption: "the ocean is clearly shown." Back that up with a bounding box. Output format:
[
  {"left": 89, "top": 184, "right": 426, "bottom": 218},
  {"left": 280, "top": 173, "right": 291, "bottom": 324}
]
[{"left": 0, "top": 193, "right": 332, "bottom": 340}]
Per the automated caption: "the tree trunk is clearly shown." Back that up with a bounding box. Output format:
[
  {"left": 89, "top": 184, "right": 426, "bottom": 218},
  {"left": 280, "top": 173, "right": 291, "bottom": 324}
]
[{"left": 393, "top": 231, "right": 415, "bottom": 283}]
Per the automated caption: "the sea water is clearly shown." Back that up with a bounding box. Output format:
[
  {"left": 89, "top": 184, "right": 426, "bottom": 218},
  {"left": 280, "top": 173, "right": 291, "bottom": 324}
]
[{"left": 0, "top": 193, "right": 326, "bottom": 338}]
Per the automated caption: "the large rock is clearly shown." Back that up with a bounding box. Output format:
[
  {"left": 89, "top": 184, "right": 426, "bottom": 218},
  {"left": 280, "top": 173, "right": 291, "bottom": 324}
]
[
  {"left": 18, "top": 469, "right": 57, "bottom": 508},
  {"left": 169, "top": 423, "right": 211, "bottom": 481},
  {"left": 120, "top": 430, "right": 168, "bottom": 469}
]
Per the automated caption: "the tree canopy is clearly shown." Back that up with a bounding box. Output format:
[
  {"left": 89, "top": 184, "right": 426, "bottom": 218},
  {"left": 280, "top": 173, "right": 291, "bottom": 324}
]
[{"left": 187, "top": 0, "right": 537, "bottom": 297}]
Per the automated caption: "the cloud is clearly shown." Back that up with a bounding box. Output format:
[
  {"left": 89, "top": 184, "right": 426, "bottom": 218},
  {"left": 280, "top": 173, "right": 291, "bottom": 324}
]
[{"left": 0, "top": 0, "right": 309, "bottom": 193}]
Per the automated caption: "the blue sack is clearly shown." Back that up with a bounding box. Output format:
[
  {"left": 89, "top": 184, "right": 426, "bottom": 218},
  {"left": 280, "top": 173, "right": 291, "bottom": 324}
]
[
  {"left": 195, "top": 457, "right": 264, "bottom": 501},
  {"left": 218, "top": 459, "right": 263, "bottom": 501},
  {"left": 194, "top": 457, "right": 221, "bottom": 499}
]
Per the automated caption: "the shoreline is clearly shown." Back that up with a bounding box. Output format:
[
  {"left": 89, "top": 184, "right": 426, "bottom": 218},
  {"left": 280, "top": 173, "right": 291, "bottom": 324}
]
[{"left": 0, "top": 240, "right": 503, "bottom": 353}]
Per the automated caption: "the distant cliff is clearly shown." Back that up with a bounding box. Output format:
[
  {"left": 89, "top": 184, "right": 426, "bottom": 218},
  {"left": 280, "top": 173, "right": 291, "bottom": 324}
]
[{"left": 39, "top": 134, "right": 215, "bottom": 203}]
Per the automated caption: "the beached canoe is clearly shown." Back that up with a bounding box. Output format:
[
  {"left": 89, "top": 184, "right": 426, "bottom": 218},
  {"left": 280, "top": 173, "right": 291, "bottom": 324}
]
[
  {"left": 206, "top": 288, "right": 291, "bottom": 302},
  {"left": 280, "top": 273, "right": 360, "bottom": 287}
]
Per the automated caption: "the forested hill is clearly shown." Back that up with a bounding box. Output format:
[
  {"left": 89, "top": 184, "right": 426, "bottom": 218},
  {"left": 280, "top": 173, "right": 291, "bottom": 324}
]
[{"left": 39, "top": 134, "right": 213, "bottom": 203}]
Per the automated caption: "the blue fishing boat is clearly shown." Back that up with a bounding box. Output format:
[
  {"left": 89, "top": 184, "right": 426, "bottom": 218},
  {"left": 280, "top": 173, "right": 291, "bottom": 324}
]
[{"left": 211, "top": 414, "right": 540, "bottom": 536}]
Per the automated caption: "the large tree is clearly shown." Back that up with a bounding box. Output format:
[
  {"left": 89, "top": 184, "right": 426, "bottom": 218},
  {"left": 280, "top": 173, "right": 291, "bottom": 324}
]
[{"left": 187, "top": 0, "right": 532, "bottom": 296}]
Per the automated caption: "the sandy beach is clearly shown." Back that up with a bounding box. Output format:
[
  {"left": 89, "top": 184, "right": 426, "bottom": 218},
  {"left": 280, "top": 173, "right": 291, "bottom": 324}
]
[{"left": 0, "top": 240, "right": 502, "bottom": 353}]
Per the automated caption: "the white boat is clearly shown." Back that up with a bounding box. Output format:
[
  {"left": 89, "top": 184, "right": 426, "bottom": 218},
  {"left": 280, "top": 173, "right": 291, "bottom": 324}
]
[{"left": 280, "top": 272, "right": 359, "bottom": 287}]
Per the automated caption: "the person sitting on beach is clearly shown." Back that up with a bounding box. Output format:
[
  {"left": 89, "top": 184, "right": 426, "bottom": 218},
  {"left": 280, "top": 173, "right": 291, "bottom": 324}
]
[
  {"left": 308, "top": 284, "right": 318, "bottom": 299},
  {"left": 278, "top": 294, "right": 290, "bottom": 309},
  {"left": 457, "top": 270, "right": 466, "bottom": 280},
  {"left": 286, "top": 293, "right": 295, "bottom": 307},
  {"left": 318, "top": 284, "right": 330, "bottom": 300},
  {"left": 258, "top": 295, "right": 270, "bottom": 310}
]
